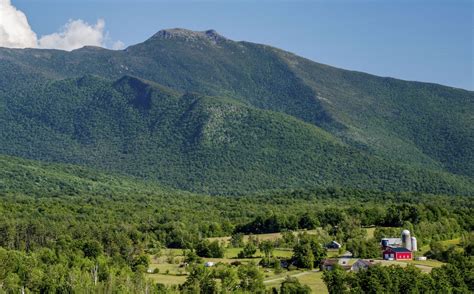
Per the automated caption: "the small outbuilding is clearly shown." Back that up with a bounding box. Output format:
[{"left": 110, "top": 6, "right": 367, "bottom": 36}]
[
  {"left": 326, "top": 240, "right": 342, "bottom": 249},
  {"left": 320, "top": 259, "right": 338, "bottom": 271}
]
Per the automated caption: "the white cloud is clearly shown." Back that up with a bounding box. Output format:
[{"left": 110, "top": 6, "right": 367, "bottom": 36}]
[
  {"left": 0, "top": 0, "right": 37, "bottom": 48},
  {"left": 39, "top": 19, "right": 106, "bottom": 51},
  {"left": 112, "top": 40, "right": 125, "bottom": 50},
  {"left": 0, "top": 0, "right": 124, "bottom": 51}
]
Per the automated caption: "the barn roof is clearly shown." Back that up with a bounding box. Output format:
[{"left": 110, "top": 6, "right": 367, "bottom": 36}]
[
  {"left": 385, "top": 247, "right": 411, "bottom": 253},
  {"left": 381, "top": 238, "right": 402, "bottom": 245}
]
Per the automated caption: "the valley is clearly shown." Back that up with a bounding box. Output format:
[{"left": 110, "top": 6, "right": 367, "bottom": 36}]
[{"left": 0, "top": 154, "right": 472, "bottom": 292}]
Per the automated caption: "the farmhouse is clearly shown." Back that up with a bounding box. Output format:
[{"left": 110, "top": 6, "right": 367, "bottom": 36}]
[
  {"left": 383, "top": 247, "right": 413, "bottom": 260},
  {"left": 321, "top": 259, "right": 351, "bottom": 271}
]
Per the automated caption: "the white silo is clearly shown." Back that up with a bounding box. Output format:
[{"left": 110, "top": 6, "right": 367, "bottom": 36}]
[
  {"left": 401, "top": 229, "right": 412, "bottom": 251},
  {"left": 411, "top": 236, "right": 417, "bottom": 252}
]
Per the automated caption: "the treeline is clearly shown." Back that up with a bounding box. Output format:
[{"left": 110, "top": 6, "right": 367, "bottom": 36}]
[{"left": 0, "top": 188, "right": 471, "bottom": 255}]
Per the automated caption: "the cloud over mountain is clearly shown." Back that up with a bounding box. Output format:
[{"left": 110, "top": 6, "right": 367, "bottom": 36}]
[
  {"left": 38, "top": 19, "right": 106, "bottom": 51},
  {"left": 0, "top": 0, "right": 122, "bottom": 51},
  {"left": 0, "top": 0, "right": 37, "bottom": 48}
]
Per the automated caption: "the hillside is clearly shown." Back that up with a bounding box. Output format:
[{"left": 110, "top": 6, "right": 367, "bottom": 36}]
[
  {"left": 0, "top": 28, "right": 473, "bottom": 195},
  {"left": 1, "top": 75, "right": 473, "bottom": 195},
  {"left": 0, "top": 152, "right": 191, "bottom": 199}
]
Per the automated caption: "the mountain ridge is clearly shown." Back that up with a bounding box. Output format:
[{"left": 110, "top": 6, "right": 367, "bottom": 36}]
[{"left": 0, "top": 28, "right": 472, "bottom": 195}]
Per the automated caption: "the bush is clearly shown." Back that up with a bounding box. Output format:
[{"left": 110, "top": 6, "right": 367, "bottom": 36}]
[
  {"left": 238, "top": 243, "right": 257, "bottom": 258},
  {"left": 288, "top": 265, "right": 298, "bottom": 271}
]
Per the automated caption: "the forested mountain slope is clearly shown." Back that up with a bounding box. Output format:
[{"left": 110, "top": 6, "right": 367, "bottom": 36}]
[{"left": 0, "top": 28, "right": 472, "bottom": 195}]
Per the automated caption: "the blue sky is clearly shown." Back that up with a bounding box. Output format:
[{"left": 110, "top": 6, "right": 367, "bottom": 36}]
[{"left": 14, "top": 0, "right": 474, "bottom": 90}]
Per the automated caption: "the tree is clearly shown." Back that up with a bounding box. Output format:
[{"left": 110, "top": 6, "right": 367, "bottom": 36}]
[
  {"left": 292, "top": 242, "right": 314, "bottom": 269},
  {"left": 196, "top": 240, "right": 212, "bottom": 258},
  {"left": 238, "top": 242, "right": 257, "bottom": 259},
  {"left": 346, "top": 238, "right": 380, "bottom": 259},
  {"left": 322, "top": 266, "right": 347, "bottom": 294},
  {"left": 237, "top": 263, "right": 265, "bottom": 293},
  {"left": 258, "top": 240, "right": 274, "bottom": 259},
  {"left": 184, "top": 250, "right": 202, "bottom": 264},
  {"left": 214, "top": 265, "right": 239, "bottom": 293},
  {"left": 292, "top": 234, "right": 327, "bottom": 269},
  {"left": 196, "top": 240, "right": 225, "bottom": 258},
  {"left": 299, "top": 213, "right": 319, "bottom": 230},
  {"left": 181, "top": 265, "right": 218, "bottom": 294},
  {"left": 282, "top": 231, "right": 296, "bottom": 247},
  {"left": 131, "top": 254, "right": 149, "bottom": 272},
  {"left": 230, "top": 233, "right": 244, "bottom": 248},
  {"left": 208, "top": 240, "right": 225, "bottom": 258},
  {"left": 82, "top": 240, "right": 103, "bottom": 259},
  {"left": 3, "top": 273, "right": 22, "bottom": 293},
  {"left": 280, "top": 276, "right": 312, "bottom": 294}
]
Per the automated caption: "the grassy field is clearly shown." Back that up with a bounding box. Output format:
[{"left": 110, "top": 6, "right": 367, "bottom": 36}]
[
  {"left": 223, "top": 247, "right": 293, "bottom": 259},
  {"left": 297, "top": 272, "right": 328, "bottom": 294},
  {"left": 148, "top": 273, "right": 187, "bottom": 285},
  {"left": 210, "top": 226, "right": 384, "bottom": 245},
  {"left": 208, "top": 229, "right": 323, "bottom": 246},
  {"left": 364, "top": 227, "right": 376, "bottom": 239},
  {"left": 405, "top": 259, "right": 445, "bottom": 267},
  {"left": 264, "top": 271, "right": 328, "bottom": 294},
  {"left": 374, "top": 259, "right": 444, "bottom": 273},
  {"left": 419, "top": 237, "right": 462, "bottom": 255}
]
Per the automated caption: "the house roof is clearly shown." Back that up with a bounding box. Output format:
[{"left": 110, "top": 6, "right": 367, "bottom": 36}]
[
  {"left": 340, "top": 251, "right": 353, "bottom": 258},
  {"left": 353, "top": 259, "right": 373, "bottom": 267},
  {"left": 322, "top": 259, "right": 338, "bottom": 266}
]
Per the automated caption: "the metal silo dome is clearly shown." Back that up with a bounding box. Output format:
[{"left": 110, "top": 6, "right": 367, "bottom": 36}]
[
  {"left": 411, "top": 236, "right": 418, "bottom": 251},
  {"left": 401, "top": 230, "right": 412, "bottom": 251}
]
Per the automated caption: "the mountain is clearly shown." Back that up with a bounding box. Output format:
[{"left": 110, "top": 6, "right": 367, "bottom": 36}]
[{"left": 0, "top": 28, "right": 473, "bottom": 195}]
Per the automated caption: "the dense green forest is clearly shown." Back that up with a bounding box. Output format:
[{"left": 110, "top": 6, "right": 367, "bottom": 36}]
[
  {"left": 0, "top": 28, "right": 473, "bottom": 195},
  {"left": 0, "top": 155, "right": 472, "bottom": 292},
  {"left": 0, "top": 75, "right": 473, "bottom": 195}
]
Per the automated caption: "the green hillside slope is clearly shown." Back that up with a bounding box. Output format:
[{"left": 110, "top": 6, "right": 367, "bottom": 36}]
[
  {"left": 1, "top": 75, "right": 472, "bottom": 195},
  {"left": 278, "top": 50, "right": 474, "bottom": 176},
  {"left": 0, "top": 154, "right": 165, "bottom": 197},
  {"left": 0, "top": 28, "right": 472, "bottom": 195}
]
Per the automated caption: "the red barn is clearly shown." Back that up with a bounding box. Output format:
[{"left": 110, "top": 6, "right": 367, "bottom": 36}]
[{"left": 383, "top": 247, "right": 412, "bottom": 260}]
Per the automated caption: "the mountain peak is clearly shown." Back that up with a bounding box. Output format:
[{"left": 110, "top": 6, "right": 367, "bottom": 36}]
[{"left": 150, "top": 28, "right": 227, "bottom": 43}]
